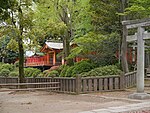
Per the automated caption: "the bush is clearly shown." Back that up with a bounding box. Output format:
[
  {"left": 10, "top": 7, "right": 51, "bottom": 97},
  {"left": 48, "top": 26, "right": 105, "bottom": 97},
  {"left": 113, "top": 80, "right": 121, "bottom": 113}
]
[
  {"left": 24, "top": 68, "right": 41, "bottom": 77},
  {"left": 47, "top": 70, "right": 59, "bottom": 77},
  {"left": 37, "top": 73, "right": 44, "bottom": 77},
  {"left": 58, "top": 65, "right": 66, "bottom": 73},
  {"left": 0, "top": 62, "right": 4, "bottom": 65},
  {"left": 60, "top": 65, "right": 69, "bottom": 77},
  {"left": 65, "top": 66, "right": 75, "bottom": 77},
  {"left": 9, "top": 71, "right": 19, "bottom": 77},
  {"left": 43, "top": 70, "right": 50, "bottom": 77},
  {"left": 0, "top": 63, "right": 14, "bottom": 71},
  {"left": 60, "top": 60, "right": 96, "bottom": 77},
  {"left": 71, "top": 60, "right": 95, "bottom": 76},
  {"left": 81, "top": 65, "right": 122, "bottom": 77},
  {"left": 0, "top": 69, "right": 10, "bottom": 77}
]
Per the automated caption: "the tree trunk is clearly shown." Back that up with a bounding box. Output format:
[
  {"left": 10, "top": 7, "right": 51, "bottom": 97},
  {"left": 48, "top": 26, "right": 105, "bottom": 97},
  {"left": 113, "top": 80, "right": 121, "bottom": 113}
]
[
  {"left": 18, "top": 36, "right": 25, "bottom": 83},
  {"left": 65, "top": 32, "right": 74, "bottom": 66},
  {"left": 120, "top": 0, "right": 129, "bottom": 73},
  {"left": 61, "top": 5, "right": 74, "bottom": 66},
  {"left": 18, "top": 6, "right": 25, "bottom": 83},
  {"left": 121, "top": 25, "right": 129, "bottom": 73}
]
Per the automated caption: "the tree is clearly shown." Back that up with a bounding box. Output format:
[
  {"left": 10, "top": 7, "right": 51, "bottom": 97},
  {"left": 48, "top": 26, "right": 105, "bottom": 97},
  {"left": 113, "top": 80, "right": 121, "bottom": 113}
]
[
  {"left": 0, "top": 0, "right": 34, "bottom": 83},
  {"left": 124, "top": 0, "right": 150, "bottom": 19},
  {"left": 68, "top": 32, "right": 120, "bottom": 66},
  {"left": 89, "top": 0, "right": 120, "bottom": 34},
  {"left": 34, "top": 0, "right": 93, "bottom": 66},
  {"left": 120, "top": 0, "right": 129, "bottom": 73},
  {"left": 0, "top": 35, "right": 18, "bottom": 63}
]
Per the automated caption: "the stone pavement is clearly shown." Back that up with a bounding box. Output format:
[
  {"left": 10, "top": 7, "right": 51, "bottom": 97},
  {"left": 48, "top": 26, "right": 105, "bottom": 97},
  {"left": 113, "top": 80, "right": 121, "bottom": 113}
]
[{"left": 79, "top": 101, "right": 150, "bottom": 113}]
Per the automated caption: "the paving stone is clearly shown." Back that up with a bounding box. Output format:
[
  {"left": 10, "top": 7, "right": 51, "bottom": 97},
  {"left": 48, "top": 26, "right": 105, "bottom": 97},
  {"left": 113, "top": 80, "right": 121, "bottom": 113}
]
[
  {"left": 79, "top": 102, "right": 150, "bottom": 113},
  {"left": 78, "top": 111, "right": 94, "bottom": 113},
  {"left": 96, "top": 111, "right": 112, "bottom": 113},
  {"left": 92, "top": 109, "right": 111, "bottom": 113}
]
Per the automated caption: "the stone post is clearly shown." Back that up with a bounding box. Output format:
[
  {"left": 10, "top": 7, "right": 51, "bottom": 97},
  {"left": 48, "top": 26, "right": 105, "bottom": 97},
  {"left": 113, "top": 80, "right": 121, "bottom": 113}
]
[{"left": 137, "top": 27, "right": 145, "bottom": 93}]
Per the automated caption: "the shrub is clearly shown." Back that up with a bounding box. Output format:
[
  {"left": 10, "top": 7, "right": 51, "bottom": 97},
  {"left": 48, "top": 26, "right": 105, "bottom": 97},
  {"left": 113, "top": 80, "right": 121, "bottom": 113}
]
[
  {"left": 0, "top": 63, "right": 14, "bottom": 71},
  {"left": 9, "top": 71, "right": 19, "bottom": 77},
  {"left": 60, "top": 65, "right": 69, "bottom": 77},
  {"left": 65, "top": 66, "right": 75, "bottom": 77},
  {"left": 47, "top": 70, "right": 59, "bottom": 77},
  {"left": 32, "top": 69, "right": 41, "bottom": 77},
  {"left": 37, "top": 73, "right": 44, "bottom": 77},
  {"left": 81, "top": 65, "right": 122, "bottom": 77},
  {"left": 0, "top": 69, "right": 10, "bottom": 77},
  {"left": 60, "top": 60, "right": 95, "bottom": 77},
  {"left": 0, "top": 62, "right": 4, "bottom": 65},
  {"left": 71, "top": 60, "right": 95, "bottom": 76},
  {"left": 43, "top": 70, "right": 50, "bottom": 77},
  {"left": 58, "top": 65, "right": 66, "bottom": 72},
  {"left": 24, "top": 68, "right": 41, "bottom": 77}
]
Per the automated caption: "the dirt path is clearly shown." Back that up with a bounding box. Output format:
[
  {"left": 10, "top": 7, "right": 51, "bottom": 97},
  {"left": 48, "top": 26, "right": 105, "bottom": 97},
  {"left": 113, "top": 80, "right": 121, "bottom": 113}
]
[{"left": 1, "top": 89, "right": 149, "bottom": 113}]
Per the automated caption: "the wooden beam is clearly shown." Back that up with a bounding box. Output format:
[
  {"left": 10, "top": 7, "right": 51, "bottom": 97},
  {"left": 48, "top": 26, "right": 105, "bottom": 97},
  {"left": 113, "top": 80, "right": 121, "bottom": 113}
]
[
  {"left": 0, "top": 82, "right": 60, "bottom": 86},
  {"left": 47, "top": 53, "right": 50, "bottom": 64},
  {"left": 0, "top": 87, "right": 60, "bottom": 92},
  {"left": 53, "top": 51, "right": 56, "bottom": 65},
  {"left": 122, "top": 18, "right": 150, "bottom": 29}
]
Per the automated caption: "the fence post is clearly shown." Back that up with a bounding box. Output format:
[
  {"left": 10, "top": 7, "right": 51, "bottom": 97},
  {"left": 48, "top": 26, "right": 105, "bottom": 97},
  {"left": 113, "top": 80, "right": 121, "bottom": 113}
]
[
  {"left": 76, "top": 75, "right": 81, "bottom": 94},
  {"left": 120, "top": 72, "right": 125, "bottom": 90},
  {"left": 145, "top": 68, "right": 147, "bottom": 78}
]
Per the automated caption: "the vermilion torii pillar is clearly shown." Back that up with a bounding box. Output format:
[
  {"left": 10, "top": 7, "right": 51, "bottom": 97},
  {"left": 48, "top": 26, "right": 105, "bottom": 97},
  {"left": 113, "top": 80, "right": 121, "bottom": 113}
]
[{"left": 122, "top": 18, "right": 150, "bottom": 99}]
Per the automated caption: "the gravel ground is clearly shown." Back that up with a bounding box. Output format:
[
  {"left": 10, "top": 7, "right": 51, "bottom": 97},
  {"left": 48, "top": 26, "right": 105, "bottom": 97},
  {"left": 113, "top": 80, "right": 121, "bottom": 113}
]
[{"left": 0, "top": 87, "right": 150, "bottom": 113}]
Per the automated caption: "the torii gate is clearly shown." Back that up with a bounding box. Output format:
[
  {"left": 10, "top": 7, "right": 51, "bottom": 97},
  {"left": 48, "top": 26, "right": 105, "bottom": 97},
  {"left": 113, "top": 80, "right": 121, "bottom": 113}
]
[{"left": 122, "top": 18, "right": 150, "bottom": 99}]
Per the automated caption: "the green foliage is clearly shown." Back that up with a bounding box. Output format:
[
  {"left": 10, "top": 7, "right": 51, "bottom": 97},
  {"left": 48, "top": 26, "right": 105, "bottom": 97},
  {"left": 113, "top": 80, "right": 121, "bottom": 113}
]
[
  {"left": 80, "top": 65, "right": 122, "bottom": 77},
  {"left": 33, "top": 0, "right": 68, "bottom": 40},
  {"left": 9, "top": 71, "right": 19, "bottom": 77},
  {"left": 71, "top": 60, "right": 95, "bottom": 77},
  {"left": 0, "top": 63, "right": 14, "bottom": 71},
  {"left": 89, "top": 0, "right": 120, "bottom": 34},
  {"left": 24, "top": 68, "right": 41, "bottom": 77},
  {"left": 60, "top": 65, "right": 70, "bottom": 77},
  {"left": 0, "top": 62, "right": 4, "bottom": 65},
  {"left": 43, "top": 66, "right": 60, "bottom": 77},
  {"left": 0, "top": 69, "right": 10, "bottom": 77},
  {"left": 0, "top": 36, "right": 18, "bottom": 63},
  {"left": 37, "top": 73, "right": 44, "bottom": 77},
  {"left": 124, "top": 0, "right": 150, "bottom": 19},
  {"left": 43, "top": 70, "right": 50, "bottom": 77},
  {"left": 0, "top": 0, "right": 35, "bottom": 82},
  {"left": 7, "top": 39, "right": 18, "bottom": 52},
  {"left": 47, "top": 70, "right": 59, "bottom": 77},
  {"left": 73, "top": 0, "right": 93, "bottom": 38},
  {"left": 65, "top": 66, "right": 75, "bottom": 77},
  {"left": 60, "top": 60, "right": 95, "bottom": 77},
  {"left": 69, "top": 32, "right": 119, "bottom": 66}
]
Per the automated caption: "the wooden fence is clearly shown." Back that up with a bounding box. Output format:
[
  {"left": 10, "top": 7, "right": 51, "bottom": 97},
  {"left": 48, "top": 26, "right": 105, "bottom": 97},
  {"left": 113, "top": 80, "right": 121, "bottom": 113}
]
[
  {"left": 0, "top": 71, "right": 137, "bottom": 94},
  {"left": 124, "top": 71, "right": 137, "bottom": 88}
]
